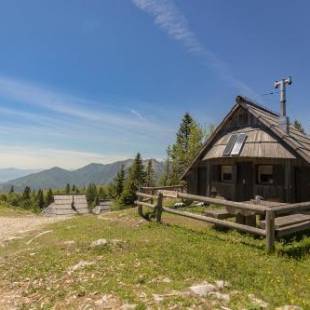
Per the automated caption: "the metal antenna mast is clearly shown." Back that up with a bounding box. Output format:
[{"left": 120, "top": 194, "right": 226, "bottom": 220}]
[{"left": 274, "top": 76, "right": 292, "bottom": 117}]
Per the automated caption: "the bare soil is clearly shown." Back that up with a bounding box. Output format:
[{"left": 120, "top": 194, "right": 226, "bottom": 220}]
[{"left": 0, "top": 216, "right": 68, "bottom": 244}]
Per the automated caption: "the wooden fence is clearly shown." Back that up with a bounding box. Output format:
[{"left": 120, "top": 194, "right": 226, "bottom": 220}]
[{"left": 135, "top": 187, "right": 310, "bottom": 253}]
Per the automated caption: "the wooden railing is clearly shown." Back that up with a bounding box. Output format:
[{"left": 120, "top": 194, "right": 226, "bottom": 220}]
[{"left": 135, "top": 188, "right": 310, "bottom": 253}]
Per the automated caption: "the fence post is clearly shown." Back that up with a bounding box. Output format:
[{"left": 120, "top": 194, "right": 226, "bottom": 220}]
[
  {"left": 137, "top": 191, "right": 143, "bottom": 218},
  {"left": 266, "top": 209, "right": 275, "bottom": 253},
  {"left": 156, "top": 192, "right": 163, "bottom": 223}
]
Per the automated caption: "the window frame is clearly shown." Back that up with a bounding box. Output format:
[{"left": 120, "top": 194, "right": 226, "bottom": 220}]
[
  {"left": 221, "top": 165, "right": 233, "bottom": 183},
  {"left": 257, "top": 165, "right": 274, "bottom": 185}
]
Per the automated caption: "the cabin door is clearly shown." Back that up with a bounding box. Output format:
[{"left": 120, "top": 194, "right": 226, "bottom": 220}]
[{"left": 237, "top": 162, "right": 253, "bottom": 201}]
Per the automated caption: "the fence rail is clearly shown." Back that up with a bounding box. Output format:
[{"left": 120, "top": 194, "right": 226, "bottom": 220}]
[{"left": 135, "top": 188, "right": 310, "bottom": 253}]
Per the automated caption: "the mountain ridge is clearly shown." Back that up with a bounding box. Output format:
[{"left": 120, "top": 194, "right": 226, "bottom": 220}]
[
  {"left": 0, "top": 159, "right": 164, "bottom": 191},
  {"left": 0, "top": 168, "right": 41, "bottom": 183}
]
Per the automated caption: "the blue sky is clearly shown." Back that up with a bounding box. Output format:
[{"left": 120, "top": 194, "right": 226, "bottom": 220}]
[{"left": 0, "top": 0, "right": 309, "bottom": 169}]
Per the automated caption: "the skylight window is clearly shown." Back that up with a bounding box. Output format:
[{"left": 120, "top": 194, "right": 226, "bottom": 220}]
[{"left": 223, "top": 133, "right": 247, "bottom": 156}]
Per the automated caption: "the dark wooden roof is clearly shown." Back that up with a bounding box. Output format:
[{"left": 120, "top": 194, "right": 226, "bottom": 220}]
[{"left": 182, "top": 96, "right": 310, "bottom": 179}]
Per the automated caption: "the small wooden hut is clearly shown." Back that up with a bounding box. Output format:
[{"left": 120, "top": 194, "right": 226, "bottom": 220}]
[
  {"left": 44, "top": 195, "right": 90, "bottom": 216},
  {"left": 182, "top": 96, "right": 310, "bottom": 203}
]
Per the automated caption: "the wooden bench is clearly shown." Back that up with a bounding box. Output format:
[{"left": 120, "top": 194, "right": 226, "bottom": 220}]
[{"left": 260, "top": 214, "right": 310, "bottom": 237}]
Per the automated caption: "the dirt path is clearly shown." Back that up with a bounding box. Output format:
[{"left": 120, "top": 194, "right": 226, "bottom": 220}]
[{"left": 0, "top": 216, "right": 69, "bottom": 244}]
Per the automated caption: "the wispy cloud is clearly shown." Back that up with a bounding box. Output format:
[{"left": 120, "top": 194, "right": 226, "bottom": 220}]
[
  {"left": 0, "top": 75, "right": 171, "bottom": 133},
  {"left": 130, "top": 109, "right": 145, "bottom": 120},
  {"left": 132, "top": 0, "right": 259, "bottom": 99},
  {"left": 132, "top": 0, "right": 204, "bottom": 55},
  {"left": 0, "top": 145, "right": 130, "bottom": 169}
]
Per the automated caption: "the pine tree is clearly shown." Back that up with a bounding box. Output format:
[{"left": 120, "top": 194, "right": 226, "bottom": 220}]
[
  {"left": 72, "top": 184, "right": 76, "bottom": 193},
  {"left": 65, "top": 184, "right": 71, "bottom": 194},
  {"left": 113, "top": 165, "right": 125, "bottom": 198},
  {"left": 120, "top": 153, "right": 146, "bottom": 205},
  {"left": 36, "top": 189, "right": 45, "bottom": 209},
  {"left": 177, "top": 113, "right": 194, "bottom": 151},
  {"left": 166, "top": 113, "right": 205, "bottom": 184},
  {"left": 46, "top": 188, "right": 54, "bottom": 206},
  {"left": 187, "top": 121, "right": 204, "bottom": 167},
  {"left": 86, "top": 183, "right": 97, "bottom": 206},
  {"left": 145, "top": 160, "right": 155, "bottom": 187},
  {"left": 294, "top": 120, "right": 305, "bottom": 134},
  {"left": 22, "top": 186, "right": 31, "bottom": 200},
  {"left": 9, "top": 185, "right": 14, "bottom": 194},
  {"left": 98, "top": 187, "right": 107, "bottom": 200},
  {"left": 94, "top": 195, "right": 100, "bottom": 206}
]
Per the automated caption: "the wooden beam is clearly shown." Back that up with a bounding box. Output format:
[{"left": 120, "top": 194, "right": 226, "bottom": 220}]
[
  {"left": 177, "top": 192, "right": 266, "bottom": 214},
  {"left": 136, "top": 192, "right": 157, "bottom": 199},
  {"left": 135, "top": 201, "right": 156, "bottom": 209},
  {"left": 162, "top": 207, "right": 266, "bottom": 236},
  {"left": 271, "top": 201, "right": 310, "bottom": 215},
  {"left": 156, "top": 192, "right": 163, "bottom": 223},
  {"left": 266, "top": 210, "right": 275, "bottom": 253},
  {"left": 140, "top": 185, "right": 184, "bottom": 190},
  {"left": 276, "top": 221, "right": 310, "bottom": 238}
]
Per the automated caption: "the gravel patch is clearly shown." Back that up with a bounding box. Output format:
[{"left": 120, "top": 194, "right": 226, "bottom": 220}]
[{"left": 0, "top": 216, "right": 69, "bottom": 244}]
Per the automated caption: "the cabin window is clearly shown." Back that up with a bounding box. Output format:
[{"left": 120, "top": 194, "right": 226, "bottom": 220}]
[
  {"left": 221, "top": 165, "right": 233, "bottom": 182},
  {"left": 257, "top": 165, "right": 274, "bottom": 185}
]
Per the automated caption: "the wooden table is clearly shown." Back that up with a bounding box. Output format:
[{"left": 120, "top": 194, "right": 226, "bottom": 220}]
[{"left": 226, "top": 200, "right": 286, "bottom": 227}]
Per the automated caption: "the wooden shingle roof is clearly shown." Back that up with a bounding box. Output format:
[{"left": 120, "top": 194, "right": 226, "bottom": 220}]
[
  {"left": 203, "top": 127, "right": 296, "bottom": 160},
  {"left": 182, "top": 96, "right": 310, "bottom": 178}
]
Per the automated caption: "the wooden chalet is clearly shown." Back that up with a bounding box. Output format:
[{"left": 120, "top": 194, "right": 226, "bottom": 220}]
[{"left": 183, "top": 96, "right": 310, "bottom": 203}]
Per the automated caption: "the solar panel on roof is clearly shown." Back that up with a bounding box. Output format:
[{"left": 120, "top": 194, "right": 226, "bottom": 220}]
[
  {"left": 223, "top": 134, "right": 238, "bottom": 156},
  {"left": 231, "top": 133, "right": 247, "bottom": 156}
]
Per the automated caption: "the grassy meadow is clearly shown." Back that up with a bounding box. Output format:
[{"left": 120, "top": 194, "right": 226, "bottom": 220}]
[{"left": 0, "top": 208, "right": 309, "bottom": 309}]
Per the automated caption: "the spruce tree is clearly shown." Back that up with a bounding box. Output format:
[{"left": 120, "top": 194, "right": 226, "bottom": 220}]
[
  {"left": 94, "top": 195, "right": 100, "bottom": 207},
  {"left": 22, "top": 186, "right": 31, "bottom": 200},
  {"left": 98, "top": 187, "right": 107, "bottom": 200},
  {"left": 36, "top": 189, "right": 45, "bottom": 209},
  {"left": 120, "top": 153, "right": 145, "bottom": 205},
  {"left": 187, "top": 121, "right": 204, "bottom": 166},
  {"left": 86, "top": 183, "right": 97, "bottom": 206},
  {"left": 114, "top": 165, "right": 125, "bottom": 198},
  {"left": 65, "top": 184, "right": 71, "bottom": 194},
  {"left": 46, "top": 188, "right": 54, "bottom": 206},
  {"left": 145, "top": 160, "right": 155, "bottom": 187},
  {"left": 167, "top": 113, "right": 205, "bottom": 184},
  {"left": 9, "top": 185, "right": 14, "bottom": 194}
]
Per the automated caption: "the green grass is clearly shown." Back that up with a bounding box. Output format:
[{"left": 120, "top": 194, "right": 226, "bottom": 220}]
[
  {"left": 0, "top": 203, "right": 34, "bottom": 216},
  {"left": 0, "top": 209, "right": 309, "bottom": 309}
]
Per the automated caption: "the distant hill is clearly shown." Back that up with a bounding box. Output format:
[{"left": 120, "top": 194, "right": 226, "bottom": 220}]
[
  {"left": 0, "top": 159, "right": 164, "bottom": 191},
  {"left": 0, "top": 168, "right": 40, "bottom": 183}
]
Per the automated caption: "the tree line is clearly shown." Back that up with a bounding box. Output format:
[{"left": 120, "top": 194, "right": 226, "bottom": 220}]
[{"left": 0, "top": 112, "right": 211, "bottom": 211}]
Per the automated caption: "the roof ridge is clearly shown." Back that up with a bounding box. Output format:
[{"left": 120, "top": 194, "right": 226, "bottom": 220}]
[{"left": 236, "top": 95, "right": 279, "bottom": 117}]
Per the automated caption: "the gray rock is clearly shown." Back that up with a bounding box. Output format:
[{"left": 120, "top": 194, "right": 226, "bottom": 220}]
[
  {"left": 215, "top": 280, "right": 230, "bottom": 289},
  {"left": 90, "top": 239, "right": 108, "bottom": 248},
  {"left": 190, "top": 282, "right": 216, "bottom": 297},
  {"left": 248, "top": 294, "right": 268, "bottom": 308}
]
